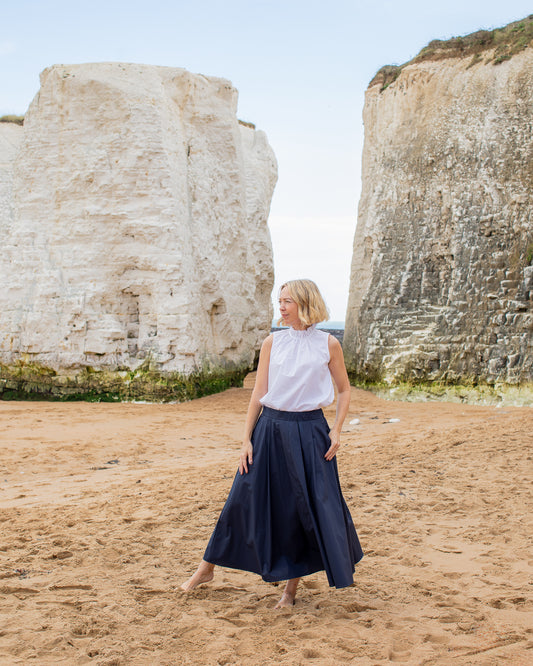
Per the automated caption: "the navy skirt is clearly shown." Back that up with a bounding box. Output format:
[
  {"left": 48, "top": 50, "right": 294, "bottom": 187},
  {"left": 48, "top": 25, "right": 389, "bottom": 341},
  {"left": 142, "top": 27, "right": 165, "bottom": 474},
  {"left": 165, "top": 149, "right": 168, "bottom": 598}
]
[{"left": 203, "top": 406, "right": 363, "bottom": 589}]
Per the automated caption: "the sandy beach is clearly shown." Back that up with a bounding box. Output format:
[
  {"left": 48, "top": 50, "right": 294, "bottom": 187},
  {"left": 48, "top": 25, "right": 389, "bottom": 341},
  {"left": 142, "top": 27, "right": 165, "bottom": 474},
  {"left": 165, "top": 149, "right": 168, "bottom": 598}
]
[{"left": 0, "top": 380, "right": 532, "bottom": 665}]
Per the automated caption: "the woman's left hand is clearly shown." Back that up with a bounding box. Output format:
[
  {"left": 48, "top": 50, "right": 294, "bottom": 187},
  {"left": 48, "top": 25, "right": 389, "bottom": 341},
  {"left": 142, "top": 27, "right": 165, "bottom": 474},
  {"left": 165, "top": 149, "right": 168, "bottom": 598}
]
[{"left": 324, "top": 428, "right": 341, "bottom": 461}]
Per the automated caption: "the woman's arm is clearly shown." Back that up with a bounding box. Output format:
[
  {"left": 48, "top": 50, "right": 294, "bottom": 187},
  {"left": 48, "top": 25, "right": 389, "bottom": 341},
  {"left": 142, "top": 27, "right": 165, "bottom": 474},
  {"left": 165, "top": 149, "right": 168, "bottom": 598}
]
[
  {"left": 239, "top": 334, "right": 272, "bottom": 474},
  {"left": 325, "top": 335, "right": 351, "bottom": 461}
]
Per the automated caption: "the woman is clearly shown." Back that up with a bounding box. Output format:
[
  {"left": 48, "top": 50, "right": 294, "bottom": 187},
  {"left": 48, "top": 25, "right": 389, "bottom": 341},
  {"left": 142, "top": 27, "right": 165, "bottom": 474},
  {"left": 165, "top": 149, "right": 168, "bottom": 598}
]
[{"left": 181, "top": 279, "right": 363, "bottom": 608}]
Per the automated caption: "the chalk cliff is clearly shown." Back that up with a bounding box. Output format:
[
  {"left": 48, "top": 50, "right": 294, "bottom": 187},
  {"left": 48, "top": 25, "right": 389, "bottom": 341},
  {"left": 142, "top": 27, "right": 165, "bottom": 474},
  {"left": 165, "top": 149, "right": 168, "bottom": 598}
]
[
  {"left": 345, "top": 24, "right": 533, "bottom": 386},
  {"left": 0, "top": 63, "right": 277, "bottom": 399},
  {"left": 0, "top": 124, "right": 23, "bottom": 240}
]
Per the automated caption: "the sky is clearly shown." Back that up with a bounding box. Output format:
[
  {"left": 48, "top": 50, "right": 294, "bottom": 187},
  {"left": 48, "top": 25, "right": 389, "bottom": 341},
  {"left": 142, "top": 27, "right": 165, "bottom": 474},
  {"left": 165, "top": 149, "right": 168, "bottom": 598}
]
[{"left": 2, "top": 1, "right": 532, "bottom": 320}]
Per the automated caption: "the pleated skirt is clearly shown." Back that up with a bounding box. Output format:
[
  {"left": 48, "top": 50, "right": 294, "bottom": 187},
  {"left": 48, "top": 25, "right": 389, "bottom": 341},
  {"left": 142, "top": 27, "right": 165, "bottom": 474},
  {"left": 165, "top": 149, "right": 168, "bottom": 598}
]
[{"left": 203, "top": 406, "right": 363, "bottom": 588}]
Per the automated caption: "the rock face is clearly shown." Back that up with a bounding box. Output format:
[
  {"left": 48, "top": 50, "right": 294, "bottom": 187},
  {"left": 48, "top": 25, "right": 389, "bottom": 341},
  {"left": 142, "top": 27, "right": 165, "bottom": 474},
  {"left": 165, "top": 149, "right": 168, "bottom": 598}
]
[
  {"left": 0, "top": 124, "right": 23, "bottom": 240},
  {"left": 0, "top": 63, "right": 277, "bottom": 399},
  {"left": 345, "top": 43, "right": 533, "bottom": 385}
]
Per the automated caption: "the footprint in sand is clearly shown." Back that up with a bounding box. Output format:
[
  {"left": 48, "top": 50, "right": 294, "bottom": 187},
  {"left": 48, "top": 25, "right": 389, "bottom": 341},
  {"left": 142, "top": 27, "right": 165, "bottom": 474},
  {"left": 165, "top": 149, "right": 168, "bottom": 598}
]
[
  {"left": 0, "top": 584, "right": 40, "bottom": 596},
  {"left": 423, "top": 633, "right": 451, "bottom": 645},
  {"left": 342, "top": 601, "right": 376, "bottom": 613},
  {"left": 488, "top": 598, "right": 510, "bottom": 609},
  {"left": 388, "top": 639, "right": 412, "bottom": 663},
  {"left": 302, "top": 647, "right": 322, "bottom": 659},
  {"left": 48, "top": 550, "right": 73, "bottom": 560}
]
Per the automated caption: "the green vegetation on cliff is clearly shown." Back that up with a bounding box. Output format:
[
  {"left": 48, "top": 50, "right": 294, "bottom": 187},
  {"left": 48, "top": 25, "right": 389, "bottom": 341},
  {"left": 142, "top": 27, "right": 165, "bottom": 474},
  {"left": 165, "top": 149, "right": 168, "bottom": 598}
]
[
  {"left": 348, "top": 375, "right": 533, "bottom": 407},
  {"left": 0, "top": 361, "right": 248, "bottom": 402},
  {"left": 371, "top": 14, "right": 533, "bottom": 91},
  {"left": 0, "top": 115, "right": 24, "bottom": 125}
]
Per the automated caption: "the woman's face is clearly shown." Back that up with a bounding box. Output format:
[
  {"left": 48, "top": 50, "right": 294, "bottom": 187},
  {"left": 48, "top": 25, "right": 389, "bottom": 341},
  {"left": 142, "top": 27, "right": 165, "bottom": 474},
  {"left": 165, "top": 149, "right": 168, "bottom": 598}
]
[{"left": 279, "top": 287, "right": 301, "bottom": 328}]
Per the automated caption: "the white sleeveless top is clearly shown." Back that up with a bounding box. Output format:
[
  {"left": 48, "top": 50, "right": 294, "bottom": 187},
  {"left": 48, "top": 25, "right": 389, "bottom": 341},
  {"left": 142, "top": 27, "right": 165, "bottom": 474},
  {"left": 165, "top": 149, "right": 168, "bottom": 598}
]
[{"left": 259, "top": 325, "right": 334, "bottom": 412}]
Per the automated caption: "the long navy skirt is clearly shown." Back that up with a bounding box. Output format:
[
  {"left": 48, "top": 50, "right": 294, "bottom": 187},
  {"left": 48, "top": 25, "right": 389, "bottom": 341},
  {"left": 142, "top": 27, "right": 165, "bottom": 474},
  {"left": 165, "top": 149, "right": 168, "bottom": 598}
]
[{"left": 203, "top": 406, "right": 363, "bottom": 589}]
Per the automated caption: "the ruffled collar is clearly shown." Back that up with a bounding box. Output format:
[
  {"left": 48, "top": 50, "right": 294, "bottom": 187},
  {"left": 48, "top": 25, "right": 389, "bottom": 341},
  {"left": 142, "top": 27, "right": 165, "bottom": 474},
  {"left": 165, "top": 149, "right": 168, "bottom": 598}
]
[{"left": 288, "top": 324, "right": 317, "bottom": 339}]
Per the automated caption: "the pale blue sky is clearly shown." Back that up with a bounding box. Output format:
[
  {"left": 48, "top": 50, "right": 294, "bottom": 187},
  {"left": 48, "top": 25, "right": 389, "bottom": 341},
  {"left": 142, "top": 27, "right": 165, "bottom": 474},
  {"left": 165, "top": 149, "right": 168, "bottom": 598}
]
[{"left": 2, "top": 1, "right": 532, "bottom": 318}]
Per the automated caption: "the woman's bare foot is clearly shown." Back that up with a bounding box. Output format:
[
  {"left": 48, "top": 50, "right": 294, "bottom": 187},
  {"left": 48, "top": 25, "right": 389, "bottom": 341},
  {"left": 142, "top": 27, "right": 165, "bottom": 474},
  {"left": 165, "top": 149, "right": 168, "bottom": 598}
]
[
  {"left": 274, "top": 590, "right": 296, "bottom": 608},
  {"left": 180, "top": 560, "right": 215, "bottom": 592},
  {"left": 274, "top": 577, "right": 300, "bottom": 609}
]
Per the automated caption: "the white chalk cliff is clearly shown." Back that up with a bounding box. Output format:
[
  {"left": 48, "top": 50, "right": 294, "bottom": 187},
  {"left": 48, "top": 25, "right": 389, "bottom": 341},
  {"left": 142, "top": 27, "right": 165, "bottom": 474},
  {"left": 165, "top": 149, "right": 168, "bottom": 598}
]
[
  {"left": 345, "top": 36, "right": 533, "bottom": 385},
  {"left": 0, "top": 63, "right": 277, "bottom": 396},
  {"left": 0, "top": 123, "right": 23, "bottom": 244}
]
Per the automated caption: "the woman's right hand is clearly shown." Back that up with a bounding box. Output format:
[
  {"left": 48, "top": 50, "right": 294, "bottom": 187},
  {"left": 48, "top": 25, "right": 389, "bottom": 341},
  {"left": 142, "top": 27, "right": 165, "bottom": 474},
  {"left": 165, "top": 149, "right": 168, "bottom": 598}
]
[{"left": 239, "top": 439, "right": 253, "bottom": 475}]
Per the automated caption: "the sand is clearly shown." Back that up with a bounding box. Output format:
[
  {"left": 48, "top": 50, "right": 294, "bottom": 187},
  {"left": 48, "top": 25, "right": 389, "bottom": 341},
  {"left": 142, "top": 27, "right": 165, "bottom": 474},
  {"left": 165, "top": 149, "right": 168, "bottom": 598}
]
[{"left": 0, "top": 380, "right": 532, "bottom": 665}]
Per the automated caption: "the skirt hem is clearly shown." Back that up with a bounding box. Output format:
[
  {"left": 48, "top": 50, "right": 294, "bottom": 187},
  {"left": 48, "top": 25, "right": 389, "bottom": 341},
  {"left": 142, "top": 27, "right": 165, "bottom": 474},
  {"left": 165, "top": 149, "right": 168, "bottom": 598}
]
[{"left": 203, "top": 556, "right": 361, "bottom": 589}]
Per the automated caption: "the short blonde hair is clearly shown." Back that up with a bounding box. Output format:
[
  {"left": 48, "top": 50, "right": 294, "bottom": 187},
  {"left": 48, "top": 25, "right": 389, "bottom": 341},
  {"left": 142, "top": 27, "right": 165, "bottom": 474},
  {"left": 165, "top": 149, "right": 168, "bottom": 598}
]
[{"left": 278, "top": 279, "right": 330, "bottom": 327}]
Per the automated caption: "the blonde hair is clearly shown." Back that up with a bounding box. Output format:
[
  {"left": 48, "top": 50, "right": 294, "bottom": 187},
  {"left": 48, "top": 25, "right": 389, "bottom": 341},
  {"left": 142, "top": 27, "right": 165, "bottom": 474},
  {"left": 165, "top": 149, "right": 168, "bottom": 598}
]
[{"left": 278, "top": 279, "right": 330, "bottom": 327}]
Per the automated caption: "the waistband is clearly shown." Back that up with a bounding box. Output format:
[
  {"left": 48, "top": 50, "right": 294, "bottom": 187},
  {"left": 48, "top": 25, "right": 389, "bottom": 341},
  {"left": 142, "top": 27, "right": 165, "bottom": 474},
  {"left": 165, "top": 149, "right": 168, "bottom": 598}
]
[{"left": 260, "top": 406, "right": 324, "bottom": 422}]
